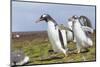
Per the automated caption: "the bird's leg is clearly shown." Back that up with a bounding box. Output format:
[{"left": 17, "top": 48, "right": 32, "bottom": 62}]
[
  {"left": 76, "top": 43, "right": 81, "bottom": 54},
  {"left": 62, "top": 49, "right": 68, "bottom": 59},
  {"left": 64, "top": 55, "right": 67, "bottom": 59},
  {"left": 62, "top": 53, "right": 68, "bottom": 60},
  {"left": 73, "top": 37, "right": 76, "bottom": 43}
]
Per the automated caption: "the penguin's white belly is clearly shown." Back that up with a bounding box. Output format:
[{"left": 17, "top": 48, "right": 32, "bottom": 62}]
[
  {"left": 73, "top": 23, "right": 86, "bottom": 40},
  {"left": 47, "top": 22, "right": 65, "bottom": 52},
  {"left": 47, "top": 28, "right": 62, "bottom": 52},
  {"left": 73, "top": 23, "right": 90, "bottom": 47},
  {"left": 67, "top": 31, "right": 73, "bottom": 41}
]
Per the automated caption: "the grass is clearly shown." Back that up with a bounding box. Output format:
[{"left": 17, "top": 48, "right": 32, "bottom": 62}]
[{"left": 11, "top": 32, "right": 96, "bottom": 65}]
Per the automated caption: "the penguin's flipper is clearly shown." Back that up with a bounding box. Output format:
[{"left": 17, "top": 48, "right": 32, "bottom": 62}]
[{"left": 81, "top": 26, "right": 94, "bottom": 33}]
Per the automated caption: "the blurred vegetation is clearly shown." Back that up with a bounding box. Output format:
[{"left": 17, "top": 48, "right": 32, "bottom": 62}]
[{"left": 11, "top": 31, "right": 96, "bottom": 65}]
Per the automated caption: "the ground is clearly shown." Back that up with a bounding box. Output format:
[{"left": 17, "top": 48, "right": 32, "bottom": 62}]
[{"left": 11, "top": 31, "right": 96, "bottom": 65}]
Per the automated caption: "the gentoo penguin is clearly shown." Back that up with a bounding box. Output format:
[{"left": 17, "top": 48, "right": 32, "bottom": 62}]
[
  {"left": 66, "top": 15, "right": 93, "bottom": 43},
  {"left": 79, "top": 16, "right": 93, "bottom": 28},
  {"left": 69, "top": 15, "right": 93, "bottom": 53},
  {"left": 11, "top": 50, "right": 29, "bottom": 66},
  {"left": 66, "top": 18, "right": 76, "bottom": 43},
  {"left": 36, "top": 14, "right": 68, "bottom": 57},
  {"left": 79, "top": 15, "right": 93, "bottom": 37}
]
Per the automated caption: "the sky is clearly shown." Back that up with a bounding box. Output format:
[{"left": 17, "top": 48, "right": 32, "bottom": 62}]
[{"left": 12, "top": 1, "right": 96, "bottom": 32}]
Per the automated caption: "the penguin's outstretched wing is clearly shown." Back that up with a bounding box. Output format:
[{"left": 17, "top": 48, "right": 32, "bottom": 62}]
[{"left": 81, "top": 26, "right": 94, "bottom": 33}]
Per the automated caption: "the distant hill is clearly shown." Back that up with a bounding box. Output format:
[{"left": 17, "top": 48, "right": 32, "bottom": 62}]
[{"left": 12, "top": 31, "right": 48, "bottom": 41}]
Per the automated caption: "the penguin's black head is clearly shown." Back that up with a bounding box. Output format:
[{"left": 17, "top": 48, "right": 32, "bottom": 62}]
[
  {"left": 72, "top": 15, "right": 79, "bottom": 19},
  {"left": 36, "top": 14, "right": 51, "bottom": 23},
  {"left": 69, "top": 15, "right": 79, "bottom": 22}
]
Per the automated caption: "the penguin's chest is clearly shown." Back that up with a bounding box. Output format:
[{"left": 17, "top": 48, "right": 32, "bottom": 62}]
[
  {"left": 47, "top": 22, "right": 63, "bottom": 52},
  {"left": 67, "top": 21, "right": 72, "bottom": 30},
  {"left": 67, "top": 31, "right": 73, "bottom": 41},
  {"left": 47, "top": 23, "right": 59, "bottom": 41},
  {"left": 73, "top": 23, "right": 87, "bottom": 41}
]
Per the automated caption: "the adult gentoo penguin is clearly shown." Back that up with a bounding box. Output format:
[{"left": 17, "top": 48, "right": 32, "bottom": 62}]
[
  {"left": 66, "top": 15, "right": 93, "bottom": 43},
  {"left": 69, "top": 15, "right": 93, "bottom": 53},
  {"left": 36, "top": 14, "right": 68, "bottom": 57}
]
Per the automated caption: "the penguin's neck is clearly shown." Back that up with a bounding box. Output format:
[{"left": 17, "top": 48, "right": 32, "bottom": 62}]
[
  {"left": 48, "top": 20, "right": 55, "bottom": 25},
  {"left": 67, "top": 21, "right": 73, "bottom": 30},
  {"left": 47, "top": 20, "right": 58, "bottom": 30},
  {"left": 72, "top": 19, "right": 85, "bottom": 36},
  {"left": 46, "top": 16, "right": 57, "bottom": 26},
  {"left": 73, "top": 19, "right": 81, "bottom": 28}
]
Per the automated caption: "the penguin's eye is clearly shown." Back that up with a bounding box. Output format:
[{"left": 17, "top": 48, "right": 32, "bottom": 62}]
[
  {"left": 42, "top": 15, "right": 47, "bottom": 18},
  {"left": 40, "top": 16, "right": 45, "bottom": 20}
]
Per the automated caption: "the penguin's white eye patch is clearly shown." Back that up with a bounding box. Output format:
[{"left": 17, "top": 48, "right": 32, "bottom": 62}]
[{"left": 42, "top": 15, "right": 46, "bottom": 17}]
